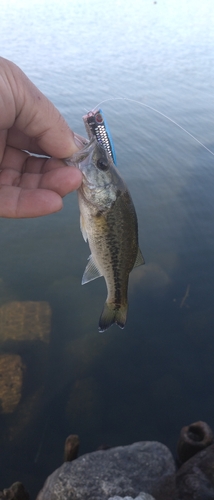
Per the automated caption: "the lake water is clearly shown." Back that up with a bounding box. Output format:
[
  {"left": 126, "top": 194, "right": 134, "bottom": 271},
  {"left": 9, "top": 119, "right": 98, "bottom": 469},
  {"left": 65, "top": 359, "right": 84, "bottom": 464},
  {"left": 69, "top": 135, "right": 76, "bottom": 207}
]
[{"left": 1, "top": 0, "right": 214, "bottom": 496}]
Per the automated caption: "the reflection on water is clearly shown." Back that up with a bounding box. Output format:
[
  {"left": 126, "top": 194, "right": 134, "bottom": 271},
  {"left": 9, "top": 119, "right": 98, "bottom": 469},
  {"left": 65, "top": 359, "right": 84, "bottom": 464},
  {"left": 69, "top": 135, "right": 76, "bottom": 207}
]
[{"left": 1, "top": 0, "right": 214, "bottom": 496}]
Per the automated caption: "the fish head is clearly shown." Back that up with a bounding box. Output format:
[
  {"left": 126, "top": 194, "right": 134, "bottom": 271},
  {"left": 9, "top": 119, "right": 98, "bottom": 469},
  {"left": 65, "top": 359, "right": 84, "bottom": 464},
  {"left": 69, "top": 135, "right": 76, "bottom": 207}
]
[
  {"left": 71, "top": 139, "right": 122, "bottom": 207},
  {"left": 78, "top": 139, "right": 112, "bottom": 186}
]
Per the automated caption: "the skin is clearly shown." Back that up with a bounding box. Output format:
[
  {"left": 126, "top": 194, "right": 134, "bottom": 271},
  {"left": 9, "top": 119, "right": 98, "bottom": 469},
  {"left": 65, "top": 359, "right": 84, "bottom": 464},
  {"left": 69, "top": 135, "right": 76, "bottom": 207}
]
[{"left": 0, "top": 57, "right": 82, "bottom": 218}]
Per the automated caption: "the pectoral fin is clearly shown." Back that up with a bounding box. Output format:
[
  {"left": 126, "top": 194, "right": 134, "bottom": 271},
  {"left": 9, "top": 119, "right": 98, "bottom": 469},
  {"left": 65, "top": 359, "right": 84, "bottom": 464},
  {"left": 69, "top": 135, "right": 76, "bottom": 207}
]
[
  {"left": 80, "top": 214, "right": 88, "bottom": 242},
  {"left": 134, "top": 247, "right": 145, "bottom": 267},
  {"left": 82, "top": 255, "right": 103, "bottom": 284}
]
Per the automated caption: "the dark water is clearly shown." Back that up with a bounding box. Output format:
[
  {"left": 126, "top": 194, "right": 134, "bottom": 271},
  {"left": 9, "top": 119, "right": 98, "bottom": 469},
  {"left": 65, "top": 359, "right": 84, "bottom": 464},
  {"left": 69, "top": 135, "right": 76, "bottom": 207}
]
[{"left": 1, "top": 0, "right": 214, "bottom": 496}]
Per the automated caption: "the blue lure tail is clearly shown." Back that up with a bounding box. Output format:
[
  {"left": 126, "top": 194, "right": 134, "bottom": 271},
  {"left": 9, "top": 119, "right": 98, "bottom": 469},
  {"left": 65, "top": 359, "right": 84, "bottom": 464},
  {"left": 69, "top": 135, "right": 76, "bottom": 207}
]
[{"left": 83, "top": 108, "right": 117, "bottom": 165}]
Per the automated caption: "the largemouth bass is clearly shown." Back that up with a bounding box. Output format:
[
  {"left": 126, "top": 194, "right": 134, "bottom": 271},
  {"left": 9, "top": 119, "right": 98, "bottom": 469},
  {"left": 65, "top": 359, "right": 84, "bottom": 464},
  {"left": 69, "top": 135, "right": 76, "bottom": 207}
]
[{"left": 67, "top": 137, "right": 144, "bottom": 332}]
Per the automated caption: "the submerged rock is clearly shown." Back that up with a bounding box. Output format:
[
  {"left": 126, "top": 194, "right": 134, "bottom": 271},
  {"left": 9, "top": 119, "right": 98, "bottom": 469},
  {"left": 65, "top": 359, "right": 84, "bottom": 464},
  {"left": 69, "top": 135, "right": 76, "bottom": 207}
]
[
  {"left": 0, "top": 354, "right": 24, "bottom": 413},
  {"left": 0, "top": 301, "right": 51, "bottom": 343},
  {"left": 64, "top": 434, "right": 80, "bottom": 462},
  {"left": 37, "top": 441, "right": 176, "bottom": 500},
  {"left": 177, "top": 421, "right": 214, "bottom": 465},
  {"left": 176, "top": 443, "right": 214, "bottom": 499},
  {"left": 0, "top": 482, "right": 30, "bottom": 499}
]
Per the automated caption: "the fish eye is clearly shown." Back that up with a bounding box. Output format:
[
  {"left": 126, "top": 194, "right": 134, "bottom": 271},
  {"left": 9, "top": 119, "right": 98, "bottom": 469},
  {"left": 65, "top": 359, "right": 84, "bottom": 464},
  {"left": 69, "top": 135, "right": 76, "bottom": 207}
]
[{"left": 97, "top": 159, "right": 109, "bottom": 171}]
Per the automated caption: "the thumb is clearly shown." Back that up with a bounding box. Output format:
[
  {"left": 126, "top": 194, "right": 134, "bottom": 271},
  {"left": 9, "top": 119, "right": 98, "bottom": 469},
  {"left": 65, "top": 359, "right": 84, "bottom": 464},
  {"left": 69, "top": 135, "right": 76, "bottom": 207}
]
[{"left": 0, "top": 57, "right": 80, "bottom": 158}]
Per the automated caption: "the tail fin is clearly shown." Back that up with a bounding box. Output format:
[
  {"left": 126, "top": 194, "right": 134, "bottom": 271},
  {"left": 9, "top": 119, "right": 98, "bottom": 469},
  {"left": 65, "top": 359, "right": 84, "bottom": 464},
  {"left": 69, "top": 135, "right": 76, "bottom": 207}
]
[{"left": 98, "top": 302, "right": 127, "bottom": 333}]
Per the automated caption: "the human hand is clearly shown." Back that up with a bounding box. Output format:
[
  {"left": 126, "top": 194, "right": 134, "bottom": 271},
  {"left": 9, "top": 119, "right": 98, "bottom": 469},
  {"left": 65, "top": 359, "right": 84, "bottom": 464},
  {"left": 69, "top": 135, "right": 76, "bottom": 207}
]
[{"left": 0, "top": 57, "right": 82, "bottom": 218}]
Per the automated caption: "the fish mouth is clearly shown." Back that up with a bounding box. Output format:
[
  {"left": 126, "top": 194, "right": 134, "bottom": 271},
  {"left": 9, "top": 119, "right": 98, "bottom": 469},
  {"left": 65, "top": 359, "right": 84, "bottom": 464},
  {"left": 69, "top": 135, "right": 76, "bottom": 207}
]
[
  {"left": 73, "top": 133, "right": 89, "bottom": 149},
  {"left": 69, "top": 138, "right": 96, "bottom": 165},
  {"left": 64, "top": 134, "right": 91, "bottom": 166},
  {"left": 67, "top": 135, "right": 112, "bottom": 191}
]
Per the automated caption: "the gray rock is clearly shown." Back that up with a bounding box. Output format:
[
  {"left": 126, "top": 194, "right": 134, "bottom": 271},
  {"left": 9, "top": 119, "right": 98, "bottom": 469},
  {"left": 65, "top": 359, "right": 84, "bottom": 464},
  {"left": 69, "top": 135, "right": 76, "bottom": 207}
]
[
  {"left": 108, "top": 493, "right": 156, "bottom": 500},
  {"left": 176, "top": 443, "right": 214, "bottom": 499},
  {"left": 37, "top": 441, "right": 176, "bottom": 500}
]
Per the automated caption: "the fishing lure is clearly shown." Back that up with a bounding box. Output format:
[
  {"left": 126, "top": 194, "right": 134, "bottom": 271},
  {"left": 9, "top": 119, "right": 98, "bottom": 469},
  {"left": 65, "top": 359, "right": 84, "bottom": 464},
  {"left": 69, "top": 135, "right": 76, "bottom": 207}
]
[{"left": 83, "top": 108, "right": 117, "bottom": 165}]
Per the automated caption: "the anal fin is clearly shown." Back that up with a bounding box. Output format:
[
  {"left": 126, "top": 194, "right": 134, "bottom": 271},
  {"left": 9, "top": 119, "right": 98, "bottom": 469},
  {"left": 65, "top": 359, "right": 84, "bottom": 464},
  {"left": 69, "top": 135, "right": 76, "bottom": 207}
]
[
  {"left": 82, "top": 255, "right": 103, "bottom": 284},
  {"left": 134, "top": 247, "right": 145, "bottom": 267}
]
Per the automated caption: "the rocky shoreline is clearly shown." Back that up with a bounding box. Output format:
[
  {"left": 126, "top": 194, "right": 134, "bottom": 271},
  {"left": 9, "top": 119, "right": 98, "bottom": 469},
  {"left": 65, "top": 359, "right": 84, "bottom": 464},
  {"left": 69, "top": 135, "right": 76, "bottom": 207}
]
[{"left": 1, "top": 421, "right": 214, "bottom": 500}]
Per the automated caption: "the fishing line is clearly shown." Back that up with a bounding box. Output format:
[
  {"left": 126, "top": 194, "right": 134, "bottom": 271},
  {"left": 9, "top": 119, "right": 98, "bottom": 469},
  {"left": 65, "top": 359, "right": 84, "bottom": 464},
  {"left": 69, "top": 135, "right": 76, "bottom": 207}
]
[{"left": 91, "top": 97, "right": 214, "bottom": 157}]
